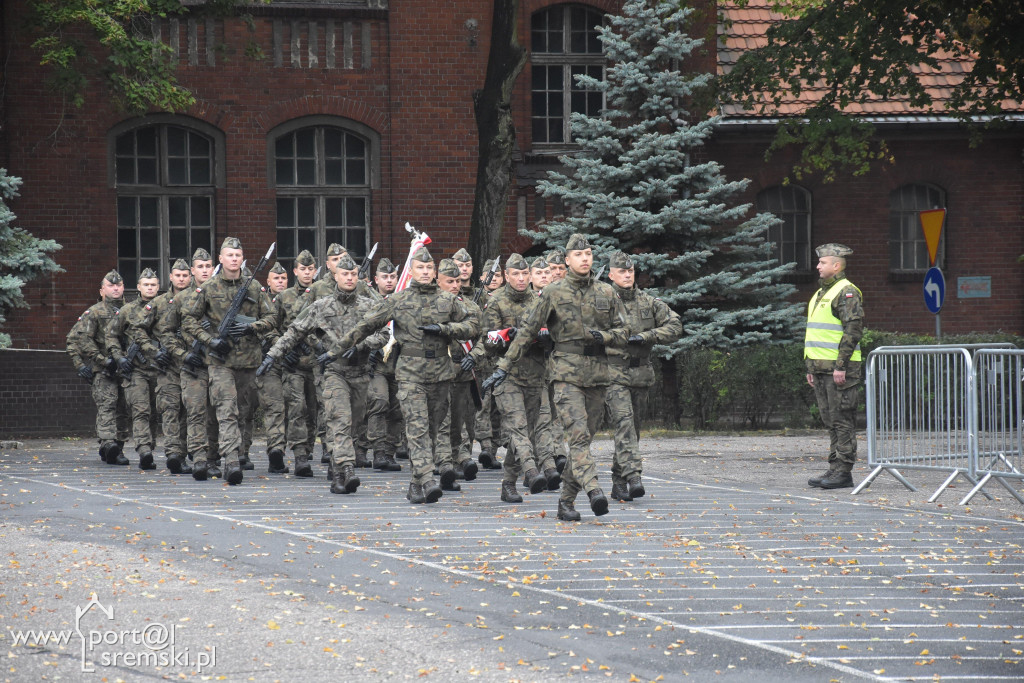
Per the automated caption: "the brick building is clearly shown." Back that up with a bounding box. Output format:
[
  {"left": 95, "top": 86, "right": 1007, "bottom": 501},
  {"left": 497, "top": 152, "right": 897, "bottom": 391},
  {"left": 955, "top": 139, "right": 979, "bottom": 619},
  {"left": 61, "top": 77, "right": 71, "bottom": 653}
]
[{"left": 1, "top": 0, "right": 1022, "bottom": 357}]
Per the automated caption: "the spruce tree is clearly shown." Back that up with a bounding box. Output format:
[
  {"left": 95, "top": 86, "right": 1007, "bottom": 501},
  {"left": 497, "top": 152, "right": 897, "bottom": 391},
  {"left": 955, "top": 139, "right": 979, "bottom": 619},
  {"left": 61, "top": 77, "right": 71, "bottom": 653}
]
[
  {"left": 0, "top": 169, "right": 63, "bottom": 347},
  {"left": 525, "top": 0, "right": 802, "bottom": 353}
]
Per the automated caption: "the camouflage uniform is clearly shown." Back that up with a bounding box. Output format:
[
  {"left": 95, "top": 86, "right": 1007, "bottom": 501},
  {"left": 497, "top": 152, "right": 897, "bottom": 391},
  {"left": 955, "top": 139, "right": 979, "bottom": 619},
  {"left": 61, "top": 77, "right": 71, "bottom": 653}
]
[
  {"left": 274, "top": 266, "right": 318, "bottom": 469},
  {"left": 471, "top": 259, "right": 503, "bottom": 468},
  {"left": 257, "top": 282, "right": 287, "bottom": 466},
  {"left": 438, "top": 288, "right": 482, "bottom": 478},
  {"left": 366, "top": 258, "right": 405, "bottom": 470}
]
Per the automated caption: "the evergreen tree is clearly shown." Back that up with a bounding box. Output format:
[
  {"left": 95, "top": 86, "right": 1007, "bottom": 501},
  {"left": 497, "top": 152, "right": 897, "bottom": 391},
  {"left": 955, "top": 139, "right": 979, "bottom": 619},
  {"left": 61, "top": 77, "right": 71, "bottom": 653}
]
[
  {"left": 525, "top": 0, "right": 802, "bottom": 354},
  {"left": 0, "top": 170, "right": 63, "bottom": 348}
]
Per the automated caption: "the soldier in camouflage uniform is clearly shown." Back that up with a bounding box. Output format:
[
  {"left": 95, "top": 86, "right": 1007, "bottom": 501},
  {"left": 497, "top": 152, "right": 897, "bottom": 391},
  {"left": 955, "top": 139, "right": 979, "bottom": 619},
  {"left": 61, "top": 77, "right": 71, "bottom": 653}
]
[
  {"left": 484, "top": 234, "right": 630, "bottom": 522},
  {"left": 69, "top": 271, "right": 131, "bottom": 464},
  {"left": 539, "top": 249, "right": 570, "bottom": 473},
  {"left": 472, "top": 258, "right": 504, "bottom": 470},
  {"left": 366, "top": 258, "right": 404, "bottom": 471},
  {"left": 156, "top": 248, "right": 219, "bottom": 476},
  {"left": 805, "top": 243, "right": 864, "bottom": 490},
  {"left": 255, "top": 262, "right": 290, "bottom": 472},
  {"left": 181, "top": 237, "right": 277, "bottom": 485},
  {"left": 604, "top": 251, "right": 682, "bottom": 501},
  {"left": 334, "top": 247, "right": 480, "bottom": 504},
  {"left": 259, "top": 254, "right": 388, "bottom": 493}
]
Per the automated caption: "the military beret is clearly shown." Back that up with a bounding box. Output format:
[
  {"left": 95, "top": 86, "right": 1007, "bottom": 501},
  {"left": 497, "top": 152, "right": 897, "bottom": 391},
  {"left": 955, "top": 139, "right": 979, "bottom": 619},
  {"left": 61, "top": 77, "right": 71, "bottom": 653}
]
[
  {"left": 452, "top": 248, "right": 472, "bottom": 263},
  {"left": 171, "top": 258, "right": 190, "bottom": 272},
  {"left": 269, "top": 262, "right": 287, "bottom": 275},
  {"left": 336, "top": 254, "right": 358, "bottom": 271},
  {"left": 295, "top": 249, "right": 316, "bottom": 267},
  {"left": 138, "top": 267, "right": 158, "bottom": 280},
  {"left": 545, "top": 248, "right": 565, "bottom": 265},
  {"left": 326, "top": 243, "right": 346, "bottom": 257},
  {"left": 438, "top": 258, "right": 460, "bottom": 278},
  {"left": 815, "top": 243, "right": 853, "bottom": 258},
  {"left": 104, "top": 270, "right": 123, "bottom": 285},
  {"left": 412, "top": 246, "right": 433, "bottom": 263},
  {"left": 376, "top": 257, "right": 396, "bottom": 274},
  {"left": 221, "top": 236, "right": 242, "bottom": 251},
  {"left": 504, "top": 253, "right": 529, "bottom": 271},
  {"left": 565, "top": 233, "right": 591, "bottom": 251},
  {"left": 192, "top": 247, "right": 212, "bottom": 263},
  {"left": 608, "top": 251, "right": 634, "bottom": 270},
  {"left": 530, "top": 256, "right": 548, "bottom": 270}
]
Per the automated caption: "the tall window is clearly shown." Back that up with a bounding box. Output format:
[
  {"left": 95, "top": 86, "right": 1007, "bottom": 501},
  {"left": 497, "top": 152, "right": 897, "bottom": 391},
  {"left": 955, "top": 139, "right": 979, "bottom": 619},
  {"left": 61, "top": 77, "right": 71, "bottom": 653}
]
[
  {"left": 756, "top": 185, "right": 812, "bottom": 271},
  {"left": 273, "top": 125, "right": 371, "bottom": 274},
  {"left": 113, "top": 123, "right": 218, "bottom": 289},
  {"left": 531, "top": 5, "right": 605, "bottom": 148},
  {"left": 890, "top": 184, "right": 945, "bottom": 271}
]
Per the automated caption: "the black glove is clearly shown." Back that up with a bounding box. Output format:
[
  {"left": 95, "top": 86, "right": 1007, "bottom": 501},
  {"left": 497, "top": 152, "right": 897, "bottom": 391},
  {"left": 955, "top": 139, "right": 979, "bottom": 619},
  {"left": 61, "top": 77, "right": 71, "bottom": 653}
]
[
  {"left": 117, "top": 357, "right": 133, "bottom": 377},
  {"left": 535, "top": 329, "right": 550, "bottom": 343},
  {"left": 155, "top": 347, "right": 172, "bottom": 368},
  {"left": 314, "top": 342, "right": 328, "bottom": 357},
  {"left": 588, "top": 330, "right": 605, "bottom": 345},
  {"left": 418, "top": 324, "right": 443, "bottom": 335},
  {"left": 104, "top": 357, "right": 118, "bottom": 375},
  {"left": 183, "top": 349, "right": 203, "bottom": 368},
  {"left": 208, "top": 337, "right": 231, "bottom": 356},
  {"left": 227, "top": 321, "right": 252, "bottom": 338},
  {"left": 506, "top": 327, "right": 518, "bottom": 341},
  {"left": 460, "top": 355, "right": 475, "bottom": 372},
  {"left": 256, "top": 355, "right": 276, "bottom": 377},
  {"left": 282, "top": 349, "right": 300, "bottom": 369},
  {"left": 368, "top": 349, "right": 383, "bottom": 377},
  {"left": 628, "top": 334, "right": 646, "bottom": 345},
  {"left": 481, "top": 369, "right": 508, "bottom": 394},
  {"left": 77, "top": 365, "right": 94, "bottom": 381},
  {"left": 200, "top": 319, "right": 212, "bottom": 331},
  {"left": 340, "top": 347, "right": 357, "bottom": 360},
  {"left": 317, "top": 351, "right": 335, "bottom": 370}
]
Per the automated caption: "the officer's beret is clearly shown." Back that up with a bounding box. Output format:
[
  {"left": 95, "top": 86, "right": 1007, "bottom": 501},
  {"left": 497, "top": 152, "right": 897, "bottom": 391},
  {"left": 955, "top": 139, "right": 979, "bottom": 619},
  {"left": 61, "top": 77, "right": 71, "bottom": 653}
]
[
  {"left": 815, "top": 243, "right": 853, "bottom": 258},
  {"left": 295, "top": 249, "right": 316, "bottom": 267},
  {"left": 326, "top": 243, "right": 346, "bottom": 257},
  {"left": 411, "top": 246, "right": 433, "bottom": 263},
  {"left": 138, "top": 267, "right": 158, "bottom": 281},
  {"left": 104, "top": 270, "right": 123, "bottom": 285},
  {"left": 565, "top": 233, "right": 591, "bottom": 251},
  {"left": 192, "top": 247, "right": 212, "bottom": 263},
  {"left": 376, "top": 257, "right": 396, "bottom": 274},
  {"left": 171, "top": 258, "right": 190, "bottom": 272},
  {"left": 504, "top": 253, "right": 529, "bottom": 271},
  {"left": 530, "top": 256, "right": 548, "bottom": 270},
  {"left": 545, "top": 248, "right": 565, "bottom": 265},
  {"left": 336, "top": 254, "right": 358, "bottom": 271},
  {"left": 437, "top": 258, "right": 460, "bottom": 278},
  {"left": 452, "top": 248, "right": 472, "bottom": 263},
  {"left": 608, "top": 251, "right": 634, "bottom": 270},
  {"left": 269, "top": 262, "right": 287, "bottom": 275},
  {"left": 220, "top": 236, "right": 242, "bottom": 251}
]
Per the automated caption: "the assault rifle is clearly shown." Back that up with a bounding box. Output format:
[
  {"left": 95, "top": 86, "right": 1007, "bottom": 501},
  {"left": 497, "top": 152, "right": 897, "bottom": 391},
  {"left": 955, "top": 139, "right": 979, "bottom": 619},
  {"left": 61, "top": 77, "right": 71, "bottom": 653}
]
[
  {"left": 208, "top": 243, "right": 276, "bottom": 361},
  {"left": 118, "top": 341, "right": 148, "bottom": 379},
  {"left": 593, "top": 264, "right": 606, "bottom": 282},
  {"left": 473, "top": 255, "right": 501, "bottom": 305},
  {"left": 358, "top": 242, "right": 379, "bottom": 281}
]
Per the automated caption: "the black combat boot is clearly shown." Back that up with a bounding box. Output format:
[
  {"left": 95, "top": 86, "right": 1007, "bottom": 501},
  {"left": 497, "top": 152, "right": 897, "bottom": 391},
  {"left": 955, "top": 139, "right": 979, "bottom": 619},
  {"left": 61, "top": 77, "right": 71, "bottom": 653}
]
[
  {"left": 407, "top": 482, "right": 425, "bottom": 504},
  {"left": 557, "top": 499, "right": 581, "bottom": 522},
  {"left": 396, "top": 447, "right": 410, "bottom": 460},
  {"left": 106, "top": 442, "right": 129, "bottom": 466},
  {"left": 99, "top": 442, "right": 110, "bottom": 462},
  {"left": 191, "top": 459, "right": 209, "bottom": 481},
  {"left": 523, "top": 468, "right": 546, "bottom": 495},
  {"left": 478, "top": 449, "right": 496, "bottom": 469},
  {"left": 626, "top": 475, "right": 645, "bottom": 499},
  {"left": 380, "top": 452, "right": 402, "bottom": 472},
  {"left": 330, "top": 465, "right": 346, "bottom": 494},
  {"left": 267, "top": 448, "right": 289, "bottom": 474},
  {"left": 456, "top": 459, "right": 478, "bottom": 481},
  {"left": 818, "top": 469, "right": 854, "bottom": 489},
  {"left": 320, "top": 443, "right": 331, "bottom": 463},
  {"left": 294, "top": 452, "right": 313, "bottom": 478},
  {"left": 544, "top": 467, "right": 561, "bottom": 490},
  {"left": 554, "top": 454, "right": 567, "bottom": 473},
  {"left": 207, "top": 458, "right": 222, "bottom": 479},
  {"left": 610, "top": 477, "right": 632, "bottom": 502},
  {"left": 500, "top": 481, "right": 523, "bottom": 503},
  {"left": 239, "top": 452, "right": 255, "bottom": 471},
  {"left": 423, "top": 479, "right": 443, "bottom": 503},
  {"left": 166, "top": 453, "right": 185, "bottom": 474},
  {"left": 808, "top": 464, "right": 836, "bottom": 487},
  {"left": 340, "top": 464, "right": 360, "bottom": 493},
  {"left": 225, "top": 461, "right": 244, "bottom": 485},
  {"left": 355, "top": 450, "right": 372, "bottom": 468},
  {"left": 138, "top": 448, "right": 156, "bottom": 471},
  {"left": 438, "top": 464, "right": 457, "bottom": 490},
  {"left": 588, "top": 488, "right": 609, "bottom": 516}
]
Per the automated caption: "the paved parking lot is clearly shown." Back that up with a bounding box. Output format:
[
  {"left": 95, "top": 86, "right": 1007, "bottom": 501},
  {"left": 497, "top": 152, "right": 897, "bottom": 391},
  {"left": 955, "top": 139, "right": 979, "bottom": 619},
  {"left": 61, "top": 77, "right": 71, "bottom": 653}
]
[{"left": 1, "top": 434, "right": 1022, "bottom": 681}]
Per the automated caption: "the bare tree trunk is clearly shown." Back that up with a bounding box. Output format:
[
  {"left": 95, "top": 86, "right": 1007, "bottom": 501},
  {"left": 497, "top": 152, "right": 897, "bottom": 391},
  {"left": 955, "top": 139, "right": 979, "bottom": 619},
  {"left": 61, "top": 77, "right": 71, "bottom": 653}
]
[{"left": 468, "top": 0, "right": 527, "bottom": 272}]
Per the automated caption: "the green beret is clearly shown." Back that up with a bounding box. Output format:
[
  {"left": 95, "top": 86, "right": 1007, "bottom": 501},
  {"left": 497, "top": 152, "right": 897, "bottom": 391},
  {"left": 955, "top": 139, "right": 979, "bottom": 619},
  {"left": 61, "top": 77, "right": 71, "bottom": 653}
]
[
  {"left": 412, "top": 246, "right": 433, "bottom": 263},
  {"left": 452, "top": 248, "right": 472, "bottom": 263},
  {"left": 326, "top": 243, "right": 346, "bottom": 257},
  {"left": 171, "top": 258, "right": 190, "bottom": 272},
  {"left": 530, "top": 257, "right": 548, "bottom": 270},
  {"left": 220, "top": 237, "right": 242, "bottom": 251},
  {"left": 545, "top": 248, "right": 565, "bottom": 265},
  {"left": 438, "top": 258, "right": 460, "bottom": 278},
  {"left": 335, "top": 254, "right": 358, "bottom": 271},
  {"left": 376, "top": 257, "right": 396, "bottom": 274},
  {"left": 504, "top": 253, "right": 528, "bottom": 271},
  {"left": 608, "top": 251, "right": 634, "bottom": 270},
  {"left": 104, "top": 270, "right": 123, "bottom": 285},
  {"left": 295, "top": 249, "right": 316, "bottom": 267},
  {"left": 815, "top": 243, "right": 853, "bottom": 258},
  {"left": 192, "top": 247, "right": 212, "bottom": 263},
  {"left": 565, "top": 233, "right": 591, "bottom": 251},
  {"left": 269, "top": 262, "right": 287, "bottom": 275},
  {"left": 138, "top": 267, "right": 158, "bottom": 281}
]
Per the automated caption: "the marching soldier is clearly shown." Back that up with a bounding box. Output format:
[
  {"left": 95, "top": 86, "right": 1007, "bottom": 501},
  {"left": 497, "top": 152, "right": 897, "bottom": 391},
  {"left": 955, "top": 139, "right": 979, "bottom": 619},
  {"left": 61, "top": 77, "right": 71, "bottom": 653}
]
[
  {"left": 472, "top": 258, "right": 503, "bottom": 470},
  {"left": 452, "top": 248, "right": 475, "bottom": 298},
  {"left": 546, "top": 248, "right": 567, "bottom": 281},
  {"left": 255, "top": 262, "right": 289, "bottom": 471},
  {"left": 366, "top": 258, "right": 405, "bottom": 471},
  {"left": 309, "top": 243, "right": 349, "bottom": 465},
  {"left": 483, "top": 234, "right": 630, "bottom": 522}
]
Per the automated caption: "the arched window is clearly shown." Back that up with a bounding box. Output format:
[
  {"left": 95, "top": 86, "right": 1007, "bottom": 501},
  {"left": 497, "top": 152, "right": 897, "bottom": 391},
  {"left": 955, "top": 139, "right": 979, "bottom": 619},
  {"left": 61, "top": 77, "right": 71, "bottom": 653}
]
[
  {"left": 530, "top": 5, "right": 605, "bottom": 149},
  {"left": 270, "top": 119, "right": 377, "bottom": 275},
  {"left": 890, "top": 183, "right": 945, "bottom": 271},
  {"left": 112, "top": 120, "right": 221, "bottom": 289},
  {"left": 756, "top": 185, "right": 812, "bottom": 271}
]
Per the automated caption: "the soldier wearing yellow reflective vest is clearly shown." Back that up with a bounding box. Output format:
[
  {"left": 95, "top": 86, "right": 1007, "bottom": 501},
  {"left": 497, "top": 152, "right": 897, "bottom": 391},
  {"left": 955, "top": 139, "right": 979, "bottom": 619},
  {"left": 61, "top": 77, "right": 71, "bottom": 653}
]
[{"left": 804, "top": 243, "right": 863, "bottom": 490}]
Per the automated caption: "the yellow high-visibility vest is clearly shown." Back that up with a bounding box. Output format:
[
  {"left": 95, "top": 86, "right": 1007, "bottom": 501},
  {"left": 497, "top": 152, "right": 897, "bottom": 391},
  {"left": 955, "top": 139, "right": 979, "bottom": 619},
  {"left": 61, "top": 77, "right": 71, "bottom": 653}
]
[{"left": 804, "top": 279, "right": 862, "bottom": 362}]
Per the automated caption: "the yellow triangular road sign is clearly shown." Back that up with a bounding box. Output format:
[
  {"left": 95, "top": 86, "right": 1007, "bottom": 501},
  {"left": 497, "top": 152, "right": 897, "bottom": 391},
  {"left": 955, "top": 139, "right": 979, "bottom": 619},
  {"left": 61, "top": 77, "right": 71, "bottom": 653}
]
[{"left": 919, "top": 209, "right": 945, "bottom": 267}]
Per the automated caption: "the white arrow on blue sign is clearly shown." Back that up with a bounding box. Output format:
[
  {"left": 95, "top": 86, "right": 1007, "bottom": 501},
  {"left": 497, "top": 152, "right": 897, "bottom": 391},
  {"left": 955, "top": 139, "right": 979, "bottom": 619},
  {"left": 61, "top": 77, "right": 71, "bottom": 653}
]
[{"left": 923, "top": 266, "right": 945, "bottom": 314}]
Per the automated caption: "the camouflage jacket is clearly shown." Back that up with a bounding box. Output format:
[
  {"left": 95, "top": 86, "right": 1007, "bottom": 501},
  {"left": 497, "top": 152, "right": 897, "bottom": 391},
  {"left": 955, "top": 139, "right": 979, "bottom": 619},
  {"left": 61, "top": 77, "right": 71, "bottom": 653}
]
[
  {"left": 805, "top": 273, "right": 864, "bottom": 377},
  {"left": 335, "top": 279, "right": 479, "bottom": 384},
  {"left": 65, "top": 317, "right": 88, "bottom": 369},
  {"left": 269, "top": 286, "right": 387, "bottom": 378},
  {"left": 155, "top": 285, "right": 204, "bottom": 367},
  {"left": 104, "top": 295, "right": 159, "bottom": 373},
  {"left": 275, "top": 281, "right": 317, "bottom": 371},
  {"left": 472, "top": 283, "right": 548, "bottom": 387},
  {"left": 607, "top": 284, "right": 682, "bottom": 388},
  {"left": 448, "top": 296, "right": 483, "bottom": 383},
  {"left": 497, "top": 269, "right": 630, "bottom": 387},
  {"left": 309, "top": 277, "right": 380, "bottom": 303},
  {"left": 74, "top": 297, "right": 124, "bottom": 370},
  {"left": 373, "top": 287, "right": 399, "bottom": 377},
  {"left": 181, "top": 271, "right": 277, "bottom": 369}
]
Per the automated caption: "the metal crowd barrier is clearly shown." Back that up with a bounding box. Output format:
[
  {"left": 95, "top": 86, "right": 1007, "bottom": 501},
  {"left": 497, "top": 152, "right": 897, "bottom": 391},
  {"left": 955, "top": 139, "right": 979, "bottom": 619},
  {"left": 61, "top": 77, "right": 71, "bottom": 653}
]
[{"left": 852, "top": 344, "right": 1017, "bottom": 503}]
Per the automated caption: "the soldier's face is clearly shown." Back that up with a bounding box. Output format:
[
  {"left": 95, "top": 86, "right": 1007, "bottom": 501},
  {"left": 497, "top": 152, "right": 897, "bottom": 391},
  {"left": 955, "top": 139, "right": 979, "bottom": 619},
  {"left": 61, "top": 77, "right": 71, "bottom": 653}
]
[
  {"left": 137, "top": 277, "right": 160, "bottom": 299},
  {"left": 566, "top": 249, "right": 592, "bottom": 276},
  {"left": 438, "top": 273, "right": 461, "bottom": 294},
  {"left": 326, "top": 253, "right": 344, "bottom": 273},
  {"left": 170, "top": 268, "right": 191, "bottom": 291},
  {"left": 486, "top": 271, "right": 503, "bottom": 290},
  {"left": 816, "top": 256, "right": 843, "bottom": 280},
  {"left": 267, "top": 272, "right": 289, "bottom": 293},
  {"left": 192, "top": 259, "right": 214, "bottom": 284},
  {"left": 506, "top": 267, "right": 530, "bottom": 292},
  {"left": 334, "top": 267, "right": 359, "bottom": 292},
  {"left": 220, "top": 247, "right": 244, "bottom": 274},
  {"left": 100, "top": 279, "right": 124, "bottom": 300},
  {"left": 609, "top": 266, "right": 635, "bottom": 288},
  {"left": 531, "top": 266, "right": 551, "bottom": 289},
  {"left": 294, "top": 263, "right": 316, "bottom": 287},
  {"left": 411, "top": 260, "right": 435, "bottom": 284},
  {"left": 457, "top": 260, "right": 473, "bottom": 282},
  {"left": 375, "top": 271, "right": 398, "bottom": 293},
  {"left": 548, "top": 263, "right": 566, "bottom": 280}
]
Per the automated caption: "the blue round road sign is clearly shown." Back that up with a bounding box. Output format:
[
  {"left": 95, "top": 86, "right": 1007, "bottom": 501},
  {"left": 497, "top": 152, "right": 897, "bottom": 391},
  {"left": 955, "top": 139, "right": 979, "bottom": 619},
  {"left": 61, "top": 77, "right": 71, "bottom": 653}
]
[{"left": 923, "top": 266, "right": 945, "bottom": 314}]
